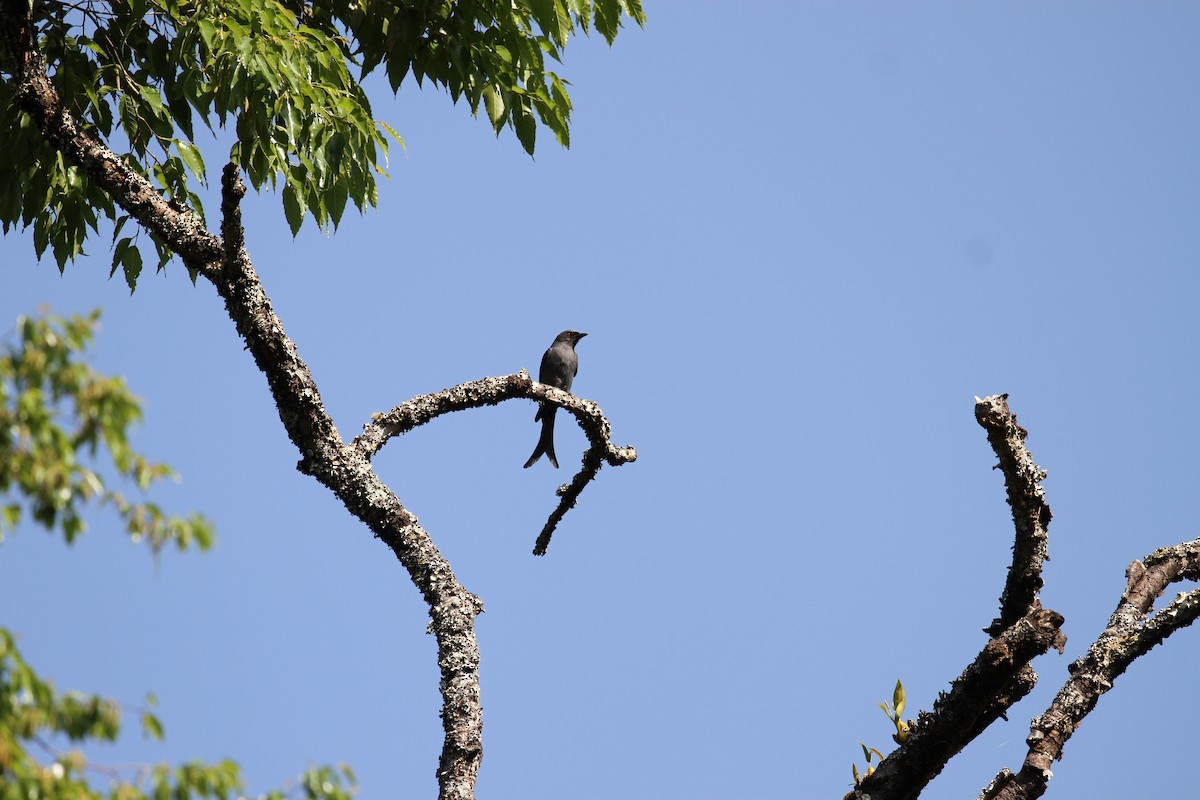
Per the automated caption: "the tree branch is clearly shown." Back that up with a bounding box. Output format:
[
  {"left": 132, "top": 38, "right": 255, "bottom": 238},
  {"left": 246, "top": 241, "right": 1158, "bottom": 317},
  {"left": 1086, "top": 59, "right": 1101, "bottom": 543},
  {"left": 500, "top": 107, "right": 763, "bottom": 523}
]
[
  {"left": 847, "top": 609, "right": 1065, "bottom": 800},
  {"left": 4, "top": 5, "right": 642, "bottom": 792},
  {"left": 353, "top": 373, "right": 637, "bottom": 555},
  {"left": 1, "top": 11, "right": 486, "bottom": 797},
  {"left": 986, "top": 538, "right": 1200, "bottom": 800},
  {"left": 530, "top": 450, "right": 601, "bottom": 556},
  {"left": 974, "top": 394, "right": 1053, "bottom": 635},
  {"left": 220, "top": 162, "right": 247, "bottom": 271},
  {"left": 847, "top": 395, "right": 1064, "bottom": 800}
]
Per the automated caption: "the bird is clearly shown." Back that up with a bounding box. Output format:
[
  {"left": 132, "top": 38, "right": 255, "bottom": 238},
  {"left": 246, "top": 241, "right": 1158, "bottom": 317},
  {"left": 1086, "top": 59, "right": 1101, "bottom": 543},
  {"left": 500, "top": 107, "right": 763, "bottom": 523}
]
[{"left": 524, "top": 330, "right": 587, "bottom": 468}]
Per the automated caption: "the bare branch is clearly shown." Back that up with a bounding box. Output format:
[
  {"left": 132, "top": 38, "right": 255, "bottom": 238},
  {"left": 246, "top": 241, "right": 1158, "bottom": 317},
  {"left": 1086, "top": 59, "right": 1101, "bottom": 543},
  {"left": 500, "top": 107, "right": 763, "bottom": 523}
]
[
  {"left": 988, "top": 538, "right": 1200, "bottom": 800},
  {"left": 355, "top": 373, "right": 637, "bottom": 467},
  {"left": 847, "top": 396, "right": 1064, "bottom": 800},
  {"left": 532, "top": 447, "right": 602, "bottom": 556},
  {"left": 205, "top": 202, "right": 489, "bottom": 800},
  {"left": 529, "top": 391, "right": 638, "bottom": 553},
  {"left": 353, "top": 372, "right": 535, "bottom": 459},
  {"left": 354, "top": 374, "right": 637, "bottom": 555},
  {"left": 974, "top": 394, "right": 1053, "bottom": 635},
  {"left": 847, "top": 609, "right": 1065, "bottom": 800}
]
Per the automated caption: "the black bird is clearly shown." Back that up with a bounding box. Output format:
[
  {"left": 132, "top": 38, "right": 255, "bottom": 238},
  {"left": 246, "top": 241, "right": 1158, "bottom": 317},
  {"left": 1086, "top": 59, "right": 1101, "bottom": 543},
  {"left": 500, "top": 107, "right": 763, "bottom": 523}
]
[{"left": 524, "top": 330, "right": 587, "bottom": 468}]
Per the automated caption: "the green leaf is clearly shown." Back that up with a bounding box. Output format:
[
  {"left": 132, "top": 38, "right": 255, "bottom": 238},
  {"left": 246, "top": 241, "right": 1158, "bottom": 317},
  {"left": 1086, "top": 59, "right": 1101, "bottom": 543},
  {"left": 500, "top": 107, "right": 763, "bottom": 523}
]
[
  {"left": 484, "top": 85, "right": 506, "bottom": 130},
  {"left": 554, "top": 1, "right": 574, "bottom": 43},
  {"left": 282, "top": 183, "right": 304, "bottom": 236},
  {"left": 624, "top": 0, "right": 647, "bottom": 25},
  {"left": 142, "top": 709, "right": 165, "bottom": 741},
  {"left": 376, "top": 119, "right": 405, "bottom": 152},
  {"left": 120, "top": 245, "right": 143, "bottom": 293},
  {"left": 176, "top": 140, "right": 207, "bottom": 185},
  {"left": 106, "top": 210, "right": 126, "bottom": 243},
  {"left": 0, "top": 503, "right": 20, "bottom": 535},
  {"left": 513, "top": 99, "right": 536, "bottom": 154},
  {"left": 196, "top": 16, "right": 217, "bottom": 48},
  {"left": 324, "top": 178, "right": 349, "bottom": 229}
]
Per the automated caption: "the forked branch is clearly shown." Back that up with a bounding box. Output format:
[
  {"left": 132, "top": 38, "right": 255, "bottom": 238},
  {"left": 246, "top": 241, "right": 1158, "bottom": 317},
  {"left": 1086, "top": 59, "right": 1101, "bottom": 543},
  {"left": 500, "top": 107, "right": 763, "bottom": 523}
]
[
  {"left": 353, "top": 373, "right": 638, "bottom": 554},
  {"left": 849, "top": 395, "right": 1199, "bottom": 800},
  {"left": 846, "top": 395, "right": 1062, "bottom": 800},
  {"left": 985, "top": 538, "right": 1200, "bottom": 800}
]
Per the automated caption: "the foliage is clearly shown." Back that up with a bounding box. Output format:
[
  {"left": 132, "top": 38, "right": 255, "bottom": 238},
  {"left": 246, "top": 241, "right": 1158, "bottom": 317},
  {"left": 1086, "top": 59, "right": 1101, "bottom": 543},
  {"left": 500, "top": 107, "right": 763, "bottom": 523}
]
[
  {"left": 0, "top": 628, "right": 358, "bottom": 799},
  {"left": 878, "top": 678, "right": 908, "bottom": 744},
  {"left": 0, "top": 308, "right": 213, "bottom": 552},
  {"left": 0, "top": 309, "right": 354, "bottom": 799},
  {"left": 852, "top": 679, "right": 908, "bottom": 786},
  {"left": 0, "top": 0, "right": 645, "bottom": 283},
  {"left": 851, "top": 743, "right": 885, "bottom": 788}
]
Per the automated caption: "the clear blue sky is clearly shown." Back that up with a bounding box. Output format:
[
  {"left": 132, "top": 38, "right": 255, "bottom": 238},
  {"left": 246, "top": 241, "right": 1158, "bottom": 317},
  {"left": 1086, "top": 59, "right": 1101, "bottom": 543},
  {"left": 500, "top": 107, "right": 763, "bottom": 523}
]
[{"left": 2, "top": 3, "right": 1198, "bottom": 798}]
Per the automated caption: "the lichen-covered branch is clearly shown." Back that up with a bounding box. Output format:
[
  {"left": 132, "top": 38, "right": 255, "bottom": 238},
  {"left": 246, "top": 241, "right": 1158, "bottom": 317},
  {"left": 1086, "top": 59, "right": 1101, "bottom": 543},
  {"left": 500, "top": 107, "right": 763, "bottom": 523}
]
[
  {"left": 846, "top": 396, "right": 1064, "bottom": 800},
  {"left": 985, "top": 538, "right": 1200, "bottom": 800},
  {"left": 355, "top": 374, "right": 637, "bottom": 555},
  {"left": 219, "top": 163, "right": 247, "bottom": 270},
  {"left": 846, "top": 397, "right": 1200, "bottom": 800},
  {"left": 355, "top": 372, "right": 636, "bottom": 466},
  {"left": 974, "top": 394, "right": 1053, "bottom": 635},
  {"left": 846, "top": 609, "right": 1065, "bottom": 800},
  {"left": 532, "top": 445, "right": 602, "bottom": 556}
]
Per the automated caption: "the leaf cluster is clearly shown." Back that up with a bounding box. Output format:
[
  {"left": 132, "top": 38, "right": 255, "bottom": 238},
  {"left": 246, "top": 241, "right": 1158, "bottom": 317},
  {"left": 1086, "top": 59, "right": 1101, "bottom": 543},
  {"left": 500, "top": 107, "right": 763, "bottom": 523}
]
[
  {"left": 0, "top": 308, "right": 355, "bottom": 799},
  {"left": 330, "top": 0, "right": 645, "bottom": 153},
  {"left": 0, "top": 308, "right": 213, "bottom": 553},
  {"left": 0, "top": 0, "right": 644, "bottom": 284},
  {"left": 0, "top": 628, "right": 358, "bottom": 799}
]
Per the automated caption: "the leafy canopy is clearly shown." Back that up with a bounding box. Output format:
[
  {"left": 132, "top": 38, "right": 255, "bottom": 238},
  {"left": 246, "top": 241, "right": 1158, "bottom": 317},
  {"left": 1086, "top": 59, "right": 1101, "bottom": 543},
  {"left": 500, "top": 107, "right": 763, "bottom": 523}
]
[
  {"left": 0, "top": 0, "right": 645, "bottom": 284},
  {"left": 0, "top": 309, "right": 213, "bottom": 552}
]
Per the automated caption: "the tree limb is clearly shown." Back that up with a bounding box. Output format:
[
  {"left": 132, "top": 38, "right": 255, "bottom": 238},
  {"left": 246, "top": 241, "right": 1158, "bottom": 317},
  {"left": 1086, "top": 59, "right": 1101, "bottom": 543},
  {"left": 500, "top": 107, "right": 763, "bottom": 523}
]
[
  {"left": 846, "top": 609, "right": 1065, "bottom": 800},
  {"left": 220, "top": 162, "right": 247, "bottom": 271},
  {"left": 353, "top": 372, "right": 536, "bottom": 459},
  {"left": 847, "top": 395, "right": 1063, "bottom": 800},
  {"left": 1, "top": 10, "right": 487, "bottom": 797},
  {"left": 353, "top": 373, "right": 637, "bottom": 554},
  {"left": 985, "top": 538, "right": 1200, "bottom": 800},
  {"left": 974, "top": 394, "right": 1053, "bottom": 636}
]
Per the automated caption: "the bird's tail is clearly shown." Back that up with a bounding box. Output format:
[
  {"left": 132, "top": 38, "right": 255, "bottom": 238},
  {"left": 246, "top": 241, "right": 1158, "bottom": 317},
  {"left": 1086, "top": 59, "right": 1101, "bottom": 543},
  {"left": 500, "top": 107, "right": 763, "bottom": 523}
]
[{"left": 523, "top": 406, "right": 558, "bottom": 468}]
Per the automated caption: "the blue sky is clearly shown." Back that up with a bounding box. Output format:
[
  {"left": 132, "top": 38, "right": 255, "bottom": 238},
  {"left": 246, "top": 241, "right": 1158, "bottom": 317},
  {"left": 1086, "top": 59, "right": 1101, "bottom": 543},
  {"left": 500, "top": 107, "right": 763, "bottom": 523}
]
[{"left": 2, "top": 3, "right": 1199, "bottom": 798}]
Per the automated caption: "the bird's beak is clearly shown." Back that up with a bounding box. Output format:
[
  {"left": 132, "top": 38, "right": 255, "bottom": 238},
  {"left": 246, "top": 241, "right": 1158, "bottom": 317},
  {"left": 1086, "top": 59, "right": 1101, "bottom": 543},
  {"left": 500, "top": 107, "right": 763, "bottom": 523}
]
[{"left": 577, "top": 332, "right": 588, "bottom": 340}]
